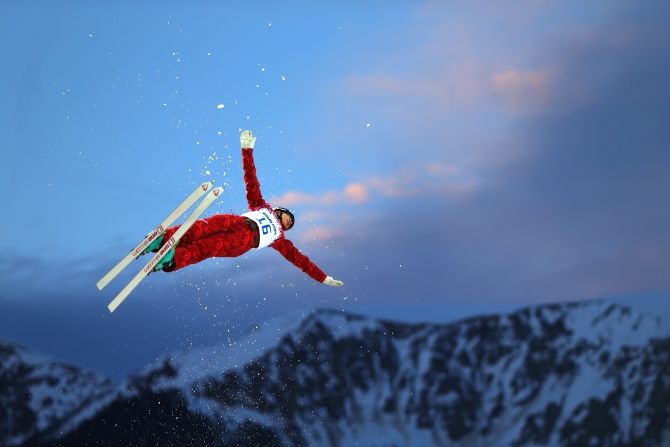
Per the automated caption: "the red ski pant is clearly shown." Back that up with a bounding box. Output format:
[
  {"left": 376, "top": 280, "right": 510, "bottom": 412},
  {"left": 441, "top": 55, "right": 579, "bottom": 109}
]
[{"left": 162, "top": 214, "right": 255, "bottom": 271}]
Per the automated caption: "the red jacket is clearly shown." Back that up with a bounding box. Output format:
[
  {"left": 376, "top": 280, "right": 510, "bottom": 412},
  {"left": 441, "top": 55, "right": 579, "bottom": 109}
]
[{"left": 242, "top": 148, "right": 327, "bottom": 283}]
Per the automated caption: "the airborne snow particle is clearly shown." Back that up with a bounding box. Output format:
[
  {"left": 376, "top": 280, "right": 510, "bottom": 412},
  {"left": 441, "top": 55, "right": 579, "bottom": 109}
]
[
  {"left": 261, "top": 67, "right": 265, "bottom": 72},
  {"left": 281, "top": 75, "right": 286, "bottom": 81},
  {"left": 205, "top": 170, "right": 211, "bottom": 175},
  {"left": 217, "top": 104, "right": 225, "bottom": 109},
  {"left": 366, "top": 123, "right": 371, "bottom": 127}
]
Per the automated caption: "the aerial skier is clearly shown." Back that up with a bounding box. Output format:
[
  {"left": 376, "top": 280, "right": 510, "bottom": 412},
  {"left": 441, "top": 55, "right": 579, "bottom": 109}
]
[{"left": 143, "top": 130, "right": 344, "bottom": 287}]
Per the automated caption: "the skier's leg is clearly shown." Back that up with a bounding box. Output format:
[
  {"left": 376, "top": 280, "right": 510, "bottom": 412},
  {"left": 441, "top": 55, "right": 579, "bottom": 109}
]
[
  {"left": 170, "top": 216, "right": 255, "bottom": 271},
  {"left": 163, "top": 213, "right": 239, "bottom": 245}
]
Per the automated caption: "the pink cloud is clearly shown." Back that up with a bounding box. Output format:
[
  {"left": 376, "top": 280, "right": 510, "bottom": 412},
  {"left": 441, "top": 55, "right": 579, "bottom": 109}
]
[
  {"left": 367, "top": 173, "right": 418, "bottom": 198},
  {"left": 339, "top": 5, "right": 562, "bottom": 117},
  {"left": 344, "top": 182, "right": 369, "bottom": 203},
  {"left": 271, "top": 182, "right": 370, "bottom": 207},
  {"left": 271, "top": 162, "right": 477, "bottom": 210},
  {"left": 320, "top": 191, "right": 339, "bottom": 205},
  {"left": 345, "top": 64, "right": 556, "bottom": 114},
  {"left": 276, "top": 191, "right": 319, "bottom": 206},
  {"left": 491, "top": 68, "right": 556, "bottom": 109}
]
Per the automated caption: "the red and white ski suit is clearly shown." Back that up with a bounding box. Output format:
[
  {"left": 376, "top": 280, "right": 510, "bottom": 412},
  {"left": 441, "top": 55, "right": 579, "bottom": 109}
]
[{"left": 162, "top": 148, "right": 328, "bottom": 283}]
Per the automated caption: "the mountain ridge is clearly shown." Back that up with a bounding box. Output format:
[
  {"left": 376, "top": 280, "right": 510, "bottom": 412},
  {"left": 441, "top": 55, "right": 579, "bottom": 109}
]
[{"left": 2, "top": 298, "right": 668, "bottom": 446}]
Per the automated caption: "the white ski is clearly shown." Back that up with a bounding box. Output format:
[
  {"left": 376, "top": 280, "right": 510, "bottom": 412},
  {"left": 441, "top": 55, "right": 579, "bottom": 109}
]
[
  {"left": 107, "top": 186, "right": 224, "bottom": 313},
  {"left": 96, "top": 181, "right": 214, "bottom": 291}
]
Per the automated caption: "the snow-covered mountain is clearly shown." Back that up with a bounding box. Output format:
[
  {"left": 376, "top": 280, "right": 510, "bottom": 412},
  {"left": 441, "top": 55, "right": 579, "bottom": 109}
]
[
  {"left": 0, "top": 341, "right": 117, "bottom": 446},
  {"left": 3, "top": 300, "right": 669, "bottom": 446}
]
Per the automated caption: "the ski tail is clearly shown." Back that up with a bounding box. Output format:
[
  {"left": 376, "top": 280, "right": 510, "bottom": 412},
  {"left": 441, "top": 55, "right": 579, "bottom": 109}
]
[
  {"left": 107, "top": 186, "right": 224, "bottom": 313},
  {"left": 96, "top": 181, "right": 214, "bottom": 291}
]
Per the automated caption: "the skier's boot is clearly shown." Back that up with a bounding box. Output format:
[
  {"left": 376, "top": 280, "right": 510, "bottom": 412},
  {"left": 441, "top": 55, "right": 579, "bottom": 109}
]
[
  {"left": 152, "top": 246, "right": 176, "bottom": 272},
  {"left": 139, "top": 233, "right": 165, "bottom": 257}
]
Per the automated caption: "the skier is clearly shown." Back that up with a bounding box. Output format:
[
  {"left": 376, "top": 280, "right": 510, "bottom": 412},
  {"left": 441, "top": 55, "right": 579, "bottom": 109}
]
[{"left": 143, "top": 130, "right": 344, "bottom": 287}]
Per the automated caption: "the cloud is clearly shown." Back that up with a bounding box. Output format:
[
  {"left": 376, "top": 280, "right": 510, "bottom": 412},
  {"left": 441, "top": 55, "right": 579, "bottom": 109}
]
[
  {"left": 272, "top": 190, "right": 339, "bottom": 206},
  {"left": 272, "top": 162, "right": 477, "bottom": 209},
  {"left": 343, "top": 61, "right": 490, "bottom": 109},
  {"left": 312, "top": 0, "right": 670, "bottom": 307},
  {"left": 366, "top": 173, "right": 415, "bottom": 199},
  {"left": 319, "top": 2, "right": 581, "bottom": 191},
  {"left": 343, "top": 182, "right": 368, "bottom": 203},
  {"left": 491, "top": 68, "right": 556, "bottom": 110},
  {"left": 346, "top": 63, "right": 557, "bottom": 114},
  {"left": 271, "top": 189, "right": 346, "bottom": 207},
  {"left": 340, "top": 0, "right": 568, "bottom": 118}
]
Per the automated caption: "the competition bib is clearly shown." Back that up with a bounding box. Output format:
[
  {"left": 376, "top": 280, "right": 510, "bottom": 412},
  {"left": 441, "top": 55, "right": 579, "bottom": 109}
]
[{"left": 242, "top": 208, "right": 283, "bottom": 249}]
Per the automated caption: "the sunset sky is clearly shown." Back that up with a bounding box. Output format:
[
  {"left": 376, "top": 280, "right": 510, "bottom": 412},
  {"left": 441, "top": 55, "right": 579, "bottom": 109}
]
[{"left": 1, "top": 1, "right": 668, "bottom": 378}]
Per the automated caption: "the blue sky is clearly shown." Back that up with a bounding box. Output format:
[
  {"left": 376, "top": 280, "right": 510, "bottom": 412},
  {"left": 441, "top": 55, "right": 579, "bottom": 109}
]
[{"left": 1, "top": 1, "right": 669, "bottom": 378}]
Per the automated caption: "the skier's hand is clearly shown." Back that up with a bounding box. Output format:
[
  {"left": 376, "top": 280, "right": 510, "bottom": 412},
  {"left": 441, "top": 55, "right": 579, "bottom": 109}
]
[
  {"left": 240, "top": 130, "right": 256, "bottom": 149},
  {"left": 323, "top": 276, "right": 344, "bottom": 287}
]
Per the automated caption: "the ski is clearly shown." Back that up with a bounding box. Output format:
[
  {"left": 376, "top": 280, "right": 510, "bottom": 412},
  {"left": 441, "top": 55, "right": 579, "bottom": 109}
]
[
  {"left": 107, "top": 186, "right": 224, "bottom": 313},
  {"left": 96, "top": 181, "right": 214, "bottom": 291}
]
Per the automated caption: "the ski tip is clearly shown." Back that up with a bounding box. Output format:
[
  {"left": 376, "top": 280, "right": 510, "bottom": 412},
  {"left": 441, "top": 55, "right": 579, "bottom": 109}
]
[
  {"left": 107, "top": 303, "right": 117, "bottom": 313},
  {"left": 96, "top": 280, "right": 106, "bottom": 291}
]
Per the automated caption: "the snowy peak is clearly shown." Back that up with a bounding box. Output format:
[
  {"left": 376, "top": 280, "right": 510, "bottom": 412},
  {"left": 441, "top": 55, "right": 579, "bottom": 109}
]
[
  {"left": 508, "top": 300, "right": 664, "bottom": 346},
  {"left": 123, "top": 300, "right": 666, "bottom": 446},
  {"left": 0, "top": 341, "right": 117, "bottom": 447},
  {"left": 141, "top": 308, "right": 377, "bottom": 391},
  {"left": 6, "top": 299, "right": 669, "bottom": 447}
]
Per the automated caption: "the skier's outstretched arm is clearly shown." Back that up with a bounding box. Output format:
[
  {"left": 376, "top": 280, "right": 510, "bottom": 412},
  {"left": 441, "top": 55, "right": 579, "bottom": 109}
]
[
  {"left": 272, "top": 238, "right": 344, "bottom": 287},
  {"left": 240, "top": 130, "right": 268, "bottom": 210}
]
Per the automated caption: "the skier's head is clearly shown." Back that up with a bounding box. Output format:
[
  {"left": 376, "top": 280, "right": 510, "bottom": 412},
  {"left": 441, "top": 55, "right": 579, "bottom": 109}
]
[{"left": 274, "top": 207, "right": 295, "bottom": 231}]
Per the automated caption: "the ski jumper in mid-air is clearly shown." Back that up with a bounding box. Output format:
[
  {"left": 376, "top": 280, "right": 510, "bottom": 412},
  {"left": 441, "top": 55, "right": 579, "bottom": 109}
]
[{"left": 144, "top": 130, "right": 344, "bottom": 287}]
